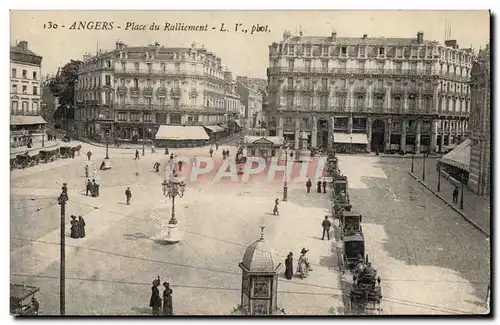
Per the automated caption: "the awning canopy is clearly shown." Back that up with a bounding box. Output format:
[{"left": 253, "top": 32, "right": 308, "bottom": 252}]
[
  {"left": 204, "top": 125, "right": 225, "bottom": 133},
  {"left": 10, "top": 115, "right": 47, "bottom": 126},
  {"left": 438, "top": 138, "right": 470, "bottom": 172},
  {"left": 334, "top": 132, "right": 368, "bottom": 144},
  {"left": 155, "top": 125, "right": 209, "bottom": 141}
]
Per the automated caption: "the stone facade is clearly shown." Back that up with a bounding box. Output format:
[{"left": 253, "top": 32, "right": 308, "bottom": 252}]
[
  {"left": 468, "top": 45, "right": 491, "bottom": 196},
  {"left": 266, "top": 30, "right": 474, "bottom": 153}
]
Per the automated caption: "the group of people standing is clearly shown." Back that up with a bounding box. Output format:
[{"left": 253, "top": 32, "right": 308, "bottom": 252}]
[
  {"left": 284, "top": 248, "right": 312, "bottom": 280},
  {"left": 222, "top": 149, "right": 230, "bottom": 160},
  {"left": 305, "top": 178, "right": 328, "bottom": 194},
  {"left": 149, "top": 277, "right": 173, "bottom": 316},
  {"left": 70, "top": 215, "right": 86, "bottom": 239},
  {"left": 86, "top": 179, "right": 100, "bottom": 197}
]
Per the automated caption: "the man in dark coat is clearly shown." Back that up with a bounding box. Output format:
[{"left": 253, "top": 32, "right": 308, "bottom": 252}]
[
  {"left": 209, "top": 147, "right": 213, "bottom": 158},
  {"left": 125, "top": 187, "right": 132, "bottom": 205},
  {"left": 453, "top": 186, "right": 459, "bottom": 203},
  {"left": 322, "top": 216, "right": 332, "bottom": 240},
  {"left": 273, "top": 198, "right": 279, "bottom": 216},
  {"left": 162, "top": 282, "right": 173, "bottom": 315},
  {"left": 322, "top": 181, "right": 327, "bottom": 193},
  {"left": 70, "top": 215, "right": 79, "bottom": 239},
  {"left": 165, "top": 147, "right": 169, "bottom": 155},
  {"left": 87, "top": 150, "right": 92, "bottom": 161},
  {"left": 317, "top": 181, "right": 322, "bottom": 193},
  {"left": 134, "top": 150, "right": 140, "bottom": 160},
  {"left": 306, "top": 178, "right": 312, "bottom": 193},
  {"left": 149, "top": 278, "right": 162, "bottom": 316},
  {"left": 91, "top": 179, "right": 97, "bottom": 197},
  {"left": 285, "top": 252, "right": 293, "bottom": 280},
  {"left": 86, "top": 179, "right": 92, "bottom": 196},
  {"left": 78, "top": 216, "right": 86, "bottom": 238}
]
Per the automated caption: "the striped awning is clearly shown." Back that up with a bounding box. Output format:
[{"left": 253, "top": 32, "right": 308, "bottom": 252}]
[
  {"left": 334, "top": 132, "right": 368, "bottom": 144},
  {"left": 438, "top": 138, "right": 470, "bottom": 172}
]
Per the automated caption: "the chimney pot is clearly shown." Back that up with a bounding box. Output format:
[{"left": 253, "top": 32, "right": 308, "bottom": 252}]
[{"left": 417, "top": 31, "right": 424, "bottom": 44}]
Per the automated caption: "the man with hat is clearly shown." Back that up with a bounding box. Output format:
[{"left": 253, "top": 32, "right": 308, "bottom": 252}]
[
  {"left": 284, "top": 252, "right": 294, "bottom": 280},
  {"left": 149, "top": 277, "right": 162, "bottom": 316}
]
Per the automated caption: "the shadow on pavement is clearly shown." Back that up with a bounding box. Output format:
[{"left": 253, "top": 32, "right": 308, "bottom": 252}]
[
  {"left": 130, "top": 306, "right": 151, "bottom": 315},
  {"left": 123, "top": 232, "right": 149, "bottom": 241}
]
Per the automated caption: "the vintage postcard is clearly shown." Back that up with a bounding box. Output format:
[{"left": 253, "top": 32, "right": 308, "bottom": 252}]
[{"left": 9, "top": 10, "right": 491, "bottom": 316}]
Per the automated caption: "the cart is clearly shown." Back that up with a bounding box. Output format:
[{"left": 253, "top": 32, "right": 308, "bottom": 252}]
[
  {"left": 340, "top": 212, "right": 363, "bottom": 239},
  {"left": 10, "top": 284, "right": 40, "bottom": 316},
  {"left": 59, "top": 146, "right": 73, "bottom": 159}
]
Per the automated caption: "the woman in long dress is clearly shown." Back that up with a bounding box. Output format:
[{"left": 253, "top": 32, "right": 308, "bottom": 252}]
[
  {"left": 78, "top": 216, "right": 86, "bottom": 238},
  {"left": 162, "top": 282, "right": 173, "bottom": 315},
  {"left": 70, "top": 215, "right": 79, "bottom": 238}
]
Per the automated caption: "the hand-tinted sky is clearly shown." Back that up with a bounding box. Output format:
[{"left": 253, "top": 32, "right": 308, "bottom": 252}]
[{"left": 10, "top": 10, "right": 490, "bottom": 78}]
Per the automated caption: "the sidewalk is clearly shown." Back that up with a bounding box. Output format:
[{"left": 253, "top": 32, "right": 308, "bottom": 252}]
[
  {"left": 408, "top": 158, "right": 490, "bottom": 237},
  {"left": 10, "top": 140, "right": 60, "bottom": 157}
]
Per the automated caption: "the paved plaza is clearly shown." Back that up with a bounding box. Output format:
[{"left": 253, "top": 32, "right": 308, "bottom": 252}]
[{"left": 10, "top": 142, "right": 490, "bottom": 315}]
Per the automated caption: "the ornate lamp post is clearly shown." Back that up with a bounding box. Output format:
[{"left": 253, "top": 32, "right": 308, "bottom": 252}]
[
  {"left": 161, "top": 177, "right": 187, "bottom": 243},
  {"left": 104, "top": 132, "right": 110, "bottom": 159},
  {"left": 57, "top": 189, "right": 68, "bottom": 315},
  {"left": 282, "top": 144, "right": 288, "bottom": 202}
]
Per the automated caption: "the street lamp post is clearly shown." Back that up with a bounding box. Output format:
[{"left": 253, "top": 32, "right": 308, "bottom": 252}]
[
  {"left": 41, "top": 124, "right": 45, "bottom": 148},
  {"left": 411, "top": 153, "right": 414, "bottom": 173},
  {"left": 460, "top": 173, "right": 464, "bottom": 210},
  {"left": 283, "top": 145, "right": 288, "bottom": 202},
  {"left": 161, "top": 177, "right": 187, "bottom": 243},
  {"left": 437, "top": 163, "right": 441, "bottom": 192},
  {"left": 422, "top": 153, "right": 426, "bottom": 181},
  {"left": 142, "top": 126, "right": 146, "bottom": 156},
  {"left": 57, "top": 189, "right": 68, "bottom": 316},
  {"left": 104, "top": 132, "right": 110, "bottom": 159}
]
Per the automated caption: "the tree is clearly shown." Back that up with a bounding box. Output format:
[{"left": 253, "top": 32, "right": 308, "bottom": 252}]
[{"left": 49, "top": 60, "right": 81, "bottom": 120}]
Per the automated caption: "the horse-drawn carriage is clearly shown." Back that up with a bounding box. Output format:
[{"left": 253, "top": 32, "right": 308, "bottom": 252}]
[
  {"left": 338, "top": 233, "right": 366, "bottom": 273},
  {"left": 72, "top": 144, "right": 82, "bottom": 155},
  {"left": 350, "top": 257, "right": 382, "bottom": 310},
  {"left": 10, "top": 284, "right": 40, "bottom": 316},
  {"left": 59, "top": 146, "right": 74, "bottom": 159},
  {"left": 339, "top": 212, "right": 363, "bottom": 239},
  {"left": 39, "top": 149, "right": 58, "bottom": 163},
  {"left": 12, "top": 152, "right": 39, "bottom": 169}
]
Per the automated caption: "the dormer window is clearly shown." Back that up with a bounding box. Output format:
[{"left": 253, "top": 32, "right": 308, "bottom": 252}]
[
  {"left": 379, "top": 47, "right": 385, "bottom": 55},
  {"left": 341, "top": 46, "right": 347, "bottom": 55},
  {"left": 359, "top": 46, "right": 365, "bottom": 57}
]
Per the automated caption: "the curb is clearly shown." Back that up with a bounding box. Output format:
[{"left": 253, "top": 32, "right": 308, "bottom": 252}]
[
  {"left": 10, "top": 141, "right": 60, "bottom": 156},
  {"left": 408, "top": 172, "right": 489, "bottom": 237}
]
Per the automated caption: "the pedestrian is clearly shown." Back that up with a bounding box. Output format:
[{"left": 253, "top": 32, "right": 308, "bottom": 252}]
[
  {"left": 78, "top": 216, "right": 86, "bottom": 238},
  {"left": 134, "top": 150, "right": 140, "bottom": 160},
  {"left": 306, "top": 178, "right": 312, "bottom": 193},
  {"left": 317, "top": 181, "right": 322, "bottom": 193},
  {"left": 273, "top": 198, "right": 279, "bottom": 216},
  {"left": 227, "top": 149, "right": 230, "bottom": 157},
  {"left": 85, "top": 165, "right": 89, "bottom": 178},
  {"left": 86, "top": 179, "right": 92, "bottom": 196},
  {"left": 87, "top": 150, "right": 92, "bottom": 161},
  {"left": 70, "top": 215, "right": 79, "bottom": 239},
  {"left": 209, "top": 147, "right": 213, "bottom": 158},
  {"left": 215, "top": 141, "right": 219, "bottom": 151},
  {"left": 165, "top": 147, "right": 169, "bottom": 155},
  {"left": 322, "top": 181, "right": 327, "bottom": 194},
  {"left": 95, "top": 182, "right": 100, "bottom": 197},
  {"left": 100, "top": 160, "right": 106, "bottom": 170},
  {"left": 149, "top": 277, "right": 162, "bottom": 316},
  {"left": 170, "top": 153, "right": 174, "bottom": 161},
  {"left": 91, "top": 179, "right": 97, "bottom": 197},
  {"left": 322, "top": 216, "right": 331, "bottom": 240},
  {"left": 162, "top": 282, "right": 173, "bottom": 316},
  {"left": 285, "top": 252, "right": 294, "bottom": 280},
  {"left": 453, "top": 186, "right": 459, "bottom": 203},
  {"left": 125, "top": 187, "right": 132, "bottom": 205},
  {"left": 178, "top": 161, "right": 183, "bottom": 172}
]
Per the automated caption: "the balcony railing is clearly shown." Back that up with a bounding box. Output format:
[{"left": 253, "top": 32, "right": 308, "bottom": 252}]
[
  {"left": 114, "top": 68, "right": 202, "bottom": 77},
  {"left": 268, "top": 67, "right": 470, "bottom": 81}
]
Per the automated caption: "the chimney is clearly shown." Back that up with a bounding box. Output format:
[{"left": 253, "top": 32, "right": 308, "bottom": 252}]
[
  {"left": 18, "top": 41, "right": 28, "bottom": 51},
  {"left": 417, "top": 31, "right": 424, "bottom": 44},
  {"left": 445, "top": 40, "right": 458, "bottom": 49},
  {"left": 331, "top": 29, "right": 337, "bottom": 42},
  {"left": 362, "top": 34, "right": 367, "bottom": 39}
]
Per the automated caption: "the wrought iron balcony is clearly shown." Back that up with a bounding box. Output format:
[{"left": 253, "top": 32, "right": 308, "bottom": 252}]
[
  {"left": 143, "top": 87, "right": 154, "bottom": 97},
  {"left": 170, "top": 89, "right": 181, "bottom": 98},
  {"left": 117, "top": 85, "right": 127, "bottom": 95}
]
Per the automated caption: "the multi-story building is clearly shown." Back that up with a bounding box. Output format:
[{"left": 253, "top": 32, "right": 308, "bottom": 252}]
[
  {"left": 10, "top": 40, "right": 46, "bottom": 144},
  {"left": 237, "top": 80, "right": 263, "bottom": 129},
  {"left": 224, "top": 71, "right": 243, "bottom": 134},
  {"left": 267, "top": 30, "right": 474, "bottom": 153},
  {"left": 10, "top": 41, "right": 42, "bottom": 116},
  {"left": 468, "top": 44, "right": 490, "bottom": 196},
  {"left": 74, "top": 41, "right": 227, "bottom": 142}
]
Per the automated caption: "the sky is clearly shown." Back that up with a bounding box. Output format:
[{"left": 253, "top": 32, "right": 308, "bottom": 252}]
[{"left": 10, "top": 10, "right": 490, "bottom": 79}]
